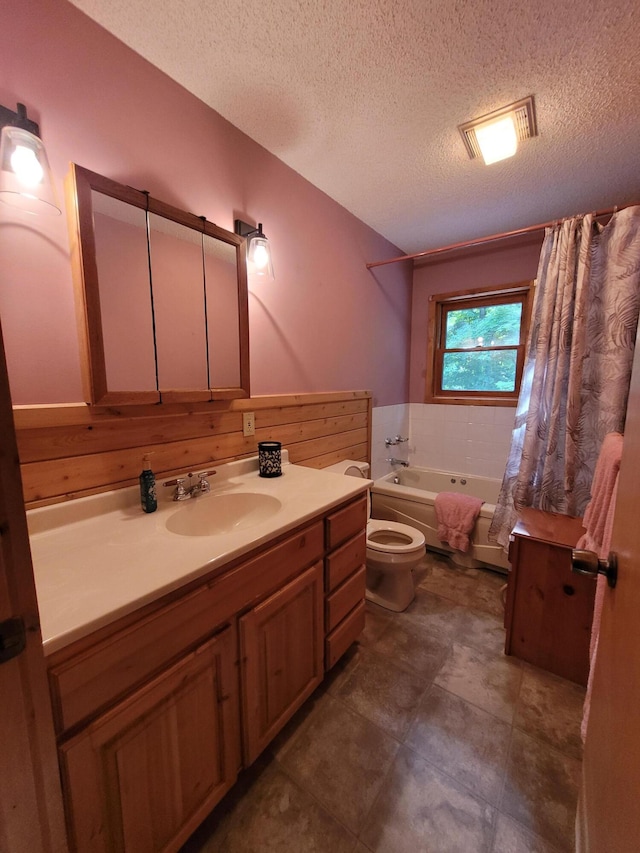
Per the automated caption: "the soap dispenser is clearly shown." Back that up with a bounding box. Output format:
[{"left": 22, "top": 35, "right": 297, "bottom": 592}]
[{"left": 140, "top": 454, "right": 157, "bottom": 513}]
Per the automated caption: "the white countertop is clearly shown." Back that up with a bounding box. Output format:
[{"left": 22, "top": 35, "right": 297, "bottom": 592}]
[{"left": 28, "top": 456, "right": 370, "bottom": 655}]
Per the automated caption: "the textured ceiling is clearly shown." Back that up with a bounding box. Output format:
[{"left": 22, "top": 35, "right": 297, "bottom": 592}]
[{"left": 68, "top": 0, "right": 640, "bottom": 255}]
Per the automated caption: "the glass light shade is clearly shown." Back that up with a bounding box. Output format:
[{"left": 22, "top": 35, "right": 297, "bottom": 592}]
[
  {"left": 247, "top": 234, "right": 274, "bottom": 280},
  {"left": 475, "top": 115, "right": 518, "bottom": 165},
  {"left": 0, "top": 125, "right": 61, "bottom": 215}
]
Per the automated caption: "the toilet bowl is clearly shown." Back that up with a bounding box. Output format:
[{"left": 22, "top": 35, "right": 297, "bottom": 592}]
[
  {"left": 366, "top": 518, "right": 426, "bottom": 611},
  {"left": 324, "top": 460, "right": 426, "bottom": 612}
]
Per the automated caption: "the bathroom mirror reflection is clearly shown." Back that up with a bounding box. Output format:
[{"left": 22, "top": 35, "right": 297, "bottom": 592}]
[
  {"left": 67, "top": 163, "right": 249, "bottom": 405},
  {"left": 148, "top": 211, "right": 209, "bottom": 395},
  {"left": 203, "top": 232, "right": 242, "bottom": 389},
  {"left": 92, "top": 190, "right": 156, "bottom": 395}
]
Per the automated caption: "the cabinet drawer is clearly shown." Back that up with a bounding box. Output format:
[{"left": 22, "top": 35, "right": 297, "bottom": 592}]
[
  {"left": 325, "top": 565, "right": 366, "bottom": 633},
  {"left": 325, "top": 600, "right": 366, "bottom": 670},
  {"left": 326, "top": 532, "right": 366, "bottom": 592},
  {"left": 325, "top": 496, "right": 367, "bottom": 550},
  {"left": 50, "top": 521, "right": 324, "bottom": 735}
]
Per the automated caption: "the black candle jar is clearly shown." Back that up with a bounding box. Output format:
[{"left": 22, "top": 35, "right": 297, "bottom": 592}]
[{"left": 258, "top": 441, "right": 282, "bottom": 477}]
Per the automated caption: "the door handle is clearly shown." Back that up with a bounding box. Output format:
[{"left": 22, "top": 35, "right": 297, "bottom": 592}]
[{"left": 571, "top": 549, "right": 618, "bottom": 589}]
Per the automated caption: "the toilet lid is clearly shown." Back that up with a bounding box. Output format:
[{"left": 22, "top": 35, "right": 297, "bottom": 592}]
[{"left": 367, "top": 519, "right": 426, "bottom": 553}]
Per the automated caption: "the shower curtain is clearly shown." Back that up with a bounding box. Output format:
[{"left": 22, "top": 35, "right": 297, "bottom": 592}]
[{"left": 489, "top": 206, "right": 640, "bottom": 549}]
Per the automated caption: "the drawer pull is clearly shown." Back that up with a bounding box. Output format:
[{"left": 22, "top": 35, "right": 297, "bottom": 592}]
[{"left": 563, "top": 584, "right": 575, "bottom": 596}]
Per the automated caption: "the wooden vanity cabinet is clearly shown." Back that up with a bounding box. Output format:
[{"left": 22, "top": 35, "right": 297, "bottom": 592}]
[{"left": 48, "top": 495, "right": 367, "bottom": 853}]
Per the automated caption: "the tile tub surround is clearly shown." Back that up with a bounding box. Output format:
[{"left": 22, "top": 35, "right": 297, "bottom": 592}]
[
  {"left": 181, "top": 553, "right": 582, "bottom": 853},
  {"left": 371, "top": 403, "right": 410, "bottom": 479},
  {"left": 27, "top": 454, "right": 371, "bottom": 654},
  {"left": 372, "top": 403, "right": 516, "bottom": 480},
  {"left": 410, "top": 403, "right": 516, "bottom": 480}
]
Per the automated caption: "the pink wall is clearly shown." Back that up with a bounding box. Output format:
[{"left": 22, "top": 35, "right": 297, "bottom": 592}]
[
  {"left": 0, "top": 0, "right": 411, "bottom": 407},
  {"left": 409, "top": 236, "right": 543, "bottom": 402}
]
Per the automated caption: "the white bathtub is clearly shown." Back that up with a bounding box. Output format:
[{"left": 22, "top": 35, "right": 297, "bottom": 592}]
[{"left": 371, "top": 467, "right": 509, "bottom": 572}]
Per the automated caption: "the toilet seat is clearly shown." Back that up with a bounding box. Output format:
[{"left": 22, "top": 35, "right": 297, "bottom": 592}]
[{"left": 367, "top": 519, "right": 426, "bottom": 554}]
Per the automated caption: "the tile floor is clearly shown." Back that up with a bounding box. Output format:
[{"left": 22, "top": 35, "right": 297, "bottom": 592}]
[{"left": 182, "top": 552, "right": 584, "bottom": 853}]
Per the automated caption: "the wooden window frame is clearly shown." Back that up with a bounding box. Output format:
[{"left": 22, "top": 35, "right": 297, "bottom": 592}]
[{"left": 425, "top": 281, "right": 534, "bottom": 406}]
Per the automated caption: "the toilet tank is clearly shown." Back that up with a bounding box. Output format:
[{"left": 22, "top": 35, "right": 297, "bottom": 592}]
[
  {"left": 324, "top": 460, "right": 370, "bottom": 478},
  {"left": 324, "top": 460, "right": 372, "bottom": 518}
]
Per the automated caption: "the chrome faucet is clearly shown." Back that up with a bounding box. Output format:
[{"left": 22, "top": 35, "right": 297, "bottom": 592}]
[
  {"left": 163, "top": 470, "right": 217, "bottom": 500},
  {"left": 386, "top": 457, "right": 409, "bottom": 467},
  {"left": 384, "top": 435, "right": 409, "bottom": 447}
]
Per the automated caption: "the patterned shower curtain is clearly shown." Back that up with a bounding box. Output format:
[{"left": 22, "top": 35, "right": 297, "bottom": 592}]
[{"left": 489, "top": 206, "right": 640, "bottom": 549}]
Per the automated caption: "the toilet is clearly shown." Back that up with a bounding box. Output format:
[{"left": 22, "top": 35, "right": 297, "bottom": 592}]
[{"left": 324, "top": 460, "right": 426, "bottom": 612}]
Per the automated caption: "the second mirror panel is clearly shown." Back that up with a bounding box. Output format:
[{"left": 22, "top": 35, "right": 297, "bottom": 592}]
[
  {"left": 204, "top": 234, "right": 241, "bottom": 389},
  {"left": 148, "top": 213, "right": 209, "bottom": 393}
]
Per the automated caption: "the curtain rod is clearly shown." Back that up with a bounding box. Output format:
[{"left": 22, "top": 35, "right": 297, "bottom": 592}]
[{"left": 366, "top": 203, "right": 630, "bottom": 270}]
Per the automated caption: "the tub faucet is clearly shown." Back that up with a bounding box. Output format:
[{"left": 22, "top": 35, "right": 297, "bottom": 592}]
[
  {"left": 386, "top": 457, "right": 409, "bottom": 467},
  {"left": 384, "top": 435, "right": 409, "bottom": 446}
]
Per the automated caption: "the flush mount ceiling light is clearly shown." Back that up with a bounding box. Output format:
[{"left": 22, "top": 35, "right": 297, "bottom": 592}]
[
  {"left": 458, "top": 96, "right": 537, "bottom": 166},
  {"left": 234, "top": 219, "right": 274, "bottom": 280},
  {"left": 0, "top": 102, "right": 61, "bottom": 215}
]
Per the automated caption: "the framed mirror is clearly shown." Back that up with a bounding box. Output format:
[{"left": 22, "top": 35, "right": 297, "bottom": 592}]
[{"left": 65, "top": 164, "right": 250, "bottom": 405}]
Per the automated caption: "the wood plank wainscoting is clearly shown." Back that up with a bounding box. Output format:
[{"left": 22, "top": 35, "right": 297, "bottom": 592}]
[{"left": 13, "top": 391, "right": 372, "bottom": 509}]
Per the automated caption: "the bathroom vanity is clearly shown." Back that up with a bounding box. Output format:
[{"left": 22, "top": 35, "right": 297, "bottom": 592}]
[{"left": 29, "top": 459, "right": 368, "bottom": 852}]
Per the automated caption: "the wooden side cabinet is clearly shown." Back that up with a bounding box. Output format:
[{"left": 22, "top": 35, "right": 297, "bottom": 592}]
[
  {"left": 59, "top": 625, "right": 240, "bottom": 853},
  {"left": 506, "top": 508, "right": 596, "bottom": 685},
  {"left": 240, "top": 562, "right": 324, "bottom": 765}
]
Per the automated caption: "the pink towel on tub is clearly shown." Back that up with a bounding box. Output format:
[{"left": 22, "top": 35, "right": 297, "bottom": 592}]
[
  {"left": 434, "top": 491, "right": 484, "bottom": 553},
  {"left": 577, "top": 432, "right": 623, "bottom": 742}
]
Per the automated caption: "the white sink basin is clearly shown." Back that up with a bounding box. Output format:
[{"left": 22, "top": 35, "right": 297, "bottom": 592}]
[{"left": 165, "top": 492, "right": 283, "bottom": 537}]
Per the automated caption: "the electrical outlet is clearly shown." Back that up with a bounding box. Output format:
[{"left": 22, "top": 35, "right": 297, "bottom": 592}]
[{"left": 243, "top": 411, "right": 255, "bottom": 437}]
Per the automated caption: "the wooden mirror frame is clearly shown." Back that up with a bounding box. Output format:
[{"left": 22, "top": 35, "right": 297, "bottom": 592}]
[{"left": 65, "top": 163, "right": 250, "bottom": 405}]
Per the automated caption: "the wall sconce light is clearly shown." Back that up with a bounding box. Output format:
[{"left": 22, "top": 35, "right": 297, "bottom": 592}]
[
  {"left": 234, "top": 219, "right": 274, "bottom": 280},
  {"left": 458, "top": 96, "right": 537, "bottom": 166},
  {"left": 0, "top": 102, "right": 61, "bottom": 215}
]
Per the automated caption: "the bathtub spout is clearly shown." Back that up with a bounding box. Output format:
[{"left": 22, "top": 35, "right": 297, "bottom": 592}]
[{"left": 386, "top": 457, "right": 409, "bottom": 467}]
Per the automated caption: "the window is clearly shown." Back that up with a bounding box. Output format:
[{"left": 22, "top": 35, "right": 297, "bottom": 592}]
[{"left": 426, "top": 281, "right": 533, "bottom": 404}]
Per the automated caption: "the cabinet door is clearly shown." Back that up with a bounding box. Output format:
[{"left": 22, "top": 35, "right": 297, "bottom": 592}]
[
  {"left": 506, "top": 536, "right": 594, "bottom": 684},
  {"left": 60, "top": 625, "right": 239, "bottom": 853},
  {"left": 240, "top": 562, "right": 324, "bottom": 765}
]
